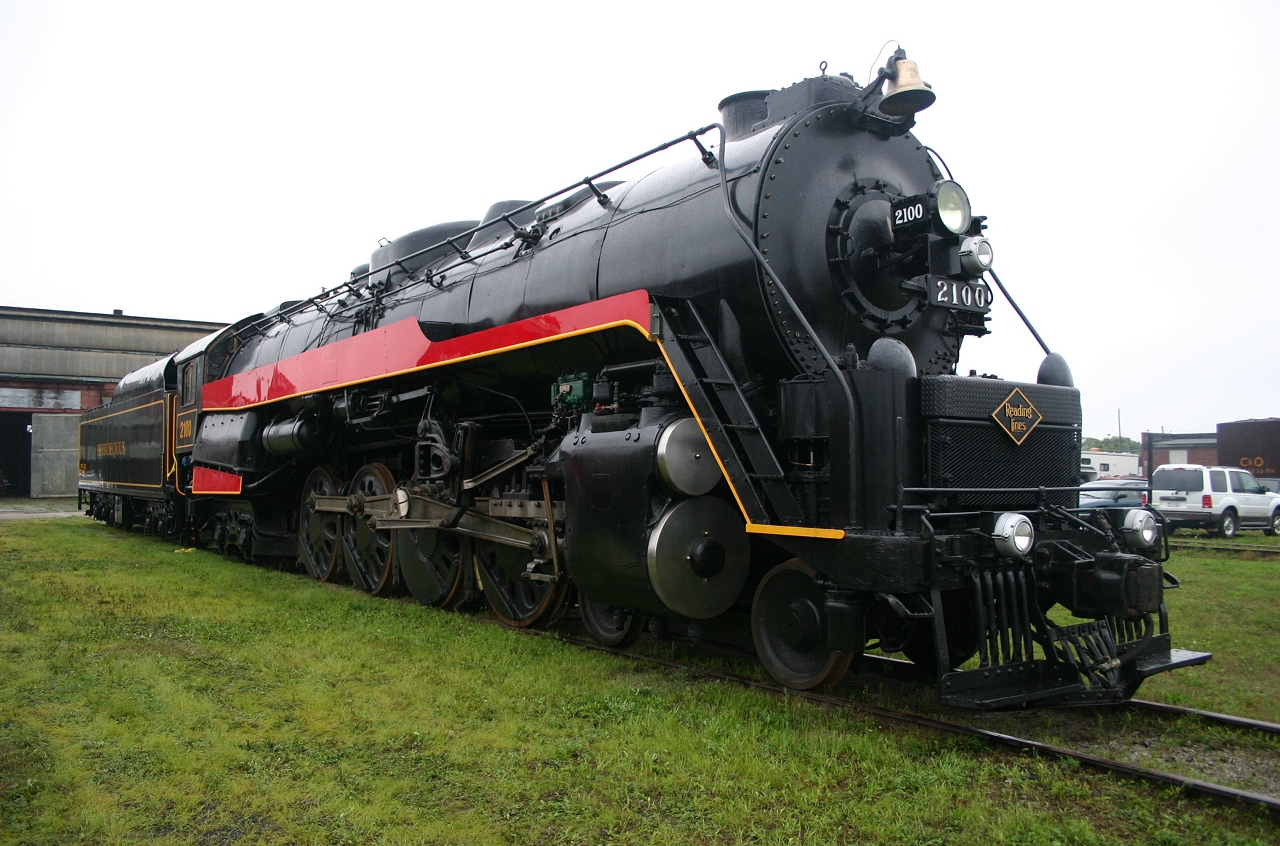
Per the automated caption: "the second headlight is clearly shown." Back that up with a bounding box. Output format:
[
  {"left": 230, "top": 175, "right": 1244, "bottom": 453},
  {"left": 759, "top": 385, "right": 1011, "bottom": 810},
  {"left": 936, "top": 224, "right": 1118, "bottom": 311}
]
[
  {"left": 993, "top": 512, "right": 1035, "bottom": 558},
  {"left": 958, "top": 236, "right": 994, "bottom": 275},
  {"left": 1122, "top": 510, "right": 1159, "bottom": 549}
]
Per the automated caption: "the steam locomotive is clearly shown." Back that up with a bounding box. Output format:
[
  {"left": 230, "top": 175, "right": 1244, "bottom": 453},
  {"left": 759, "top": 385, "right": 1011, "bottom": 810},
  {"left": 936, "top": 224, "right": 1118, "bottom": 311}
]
[{"left": 79, "top": 51, "right": 1209, "bottom": 708}]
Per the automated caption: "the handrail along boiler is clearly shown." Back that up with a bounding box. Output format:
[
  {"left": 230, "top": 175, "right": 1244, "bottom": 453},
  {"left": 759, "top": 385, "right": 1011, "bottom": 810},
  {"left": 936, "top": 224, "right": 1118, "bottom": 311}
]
[{"left": 79, "top": 51, "right": 1209, "bottom": 708}]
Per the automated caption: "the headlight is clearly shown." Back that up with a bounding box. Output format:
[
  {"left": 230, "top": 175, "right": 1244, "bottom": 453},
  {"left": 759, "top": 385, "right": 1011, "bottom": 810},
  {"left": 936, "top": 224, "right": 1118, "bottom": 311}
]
[
  {"left": 932, "top": 180, "right": 972, "bottom": 235},
  {"left": 958, "top": 236, "right": 993, "bottom": 275},
  {"left": 993, "top": 512, "right": 1034, "bottom": 558},
  {"left": 1122, "top": 509, "right": 1159, "bottom": 549}
]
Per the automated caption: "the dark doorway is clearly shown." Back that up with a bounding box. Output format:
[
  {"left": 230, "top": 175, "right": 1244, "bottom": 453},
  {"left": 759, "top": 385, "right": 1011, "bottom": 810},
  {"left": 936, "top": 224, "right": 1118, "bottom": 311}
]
[{"left": 0, "top": 412, "right": 33, "bottom": 497}]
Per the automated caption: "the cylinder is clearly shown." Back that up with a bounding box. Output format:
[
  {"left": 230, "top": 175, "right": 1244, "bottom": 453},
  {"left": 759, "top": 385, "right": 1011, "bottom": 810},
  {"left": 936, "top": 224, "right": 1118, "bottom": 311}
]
[{"left": 262, "top": 415, "right": 328, "bottom": 456}]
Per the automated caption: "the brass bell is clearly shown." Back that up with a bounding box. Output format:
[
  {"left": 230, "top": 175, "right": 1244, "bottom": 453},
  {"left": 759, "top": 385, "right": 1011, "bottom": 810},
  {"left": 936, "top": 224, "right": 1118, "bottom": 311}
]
[{"left": 879, "top": 58, "right": 936, "bottom": 116}]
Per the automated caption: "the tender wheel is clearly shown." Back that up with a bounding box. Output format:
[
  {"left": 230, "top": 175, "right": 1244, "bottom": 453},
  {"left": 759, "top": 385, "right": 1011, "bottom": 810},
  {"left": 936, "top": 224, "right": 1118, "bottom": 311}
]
[
  {"left": 751, "top": 559, "right": 852, "bottom": 690},
  {"left": 1265, "top": 511, "right": 1280, "bottom": 537},
  {"left": 395, "top": 529, "right": 467, "bottom": 608},
  {"left": 1217, "top": 509, "right": 1238, "bottom": 540},
  {"left": 474, "top": 539, "right": 568, "bottom": 628},
  {"left": 901, "top": 589, "right": 981, "bottom": 674},
  {"left": 299, "top": 466, "right": 345, "bottom": 581},
  {"left": 342, "top": 463, "right": 399, "bottom": 595},
  {"left": 579, "top": 594, "right": 644, "bottom": 648}
]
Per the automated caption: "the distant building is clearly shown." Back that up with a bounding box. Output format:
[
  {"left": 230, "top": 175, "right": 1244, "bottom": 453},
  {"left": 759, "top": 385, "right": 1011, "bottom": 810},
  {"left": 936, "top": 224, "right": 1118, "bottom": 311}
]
[
  {"left": 1217, "top": 419, "right": 1280, "bottom": 481},
  {"left": 1079, "top": 450, "right": 1140, "bottom": 481},
  {"left": 0, "top": 306, "right": 224, "bottom": 497},
  {"left": 1139, "top": 432, "right": 1218, "bottom": 477}
]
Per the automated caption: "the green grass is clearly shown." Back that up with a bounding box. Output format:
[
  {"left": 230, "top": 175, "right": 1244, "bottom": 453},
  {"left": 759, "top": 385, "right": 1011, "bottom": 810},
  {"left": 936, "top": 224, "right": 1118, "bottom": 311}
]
[
  {"left": 1139, "top": 548, "right": 1280, "bottom": 722},
  {"left": 0, "top": 519, "right": 1276, "bottom": 845}
]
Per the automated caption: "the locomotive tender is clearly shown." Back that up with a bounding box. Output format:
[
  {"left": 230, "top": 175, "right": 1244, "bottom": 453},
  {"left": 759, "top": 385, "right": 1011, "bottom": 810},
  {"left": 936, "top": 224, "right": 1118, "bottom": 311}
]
[{"left": 80, "top": 51, "right": 1209, "bottom": 708}]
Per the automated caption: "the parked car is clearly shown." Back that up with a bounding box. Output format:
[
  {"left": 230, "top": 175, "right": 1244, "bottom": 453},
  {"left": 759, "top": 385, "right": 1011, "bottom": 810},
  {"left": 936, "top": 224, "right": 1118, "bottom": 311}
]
[
  {"left": 1260, "top": 478, "right": 1280, "bottom": 495},
  {"left": 1078, "top": 478, "right": 1148, "bottom": 508},
  {"left": 1150, "top": 464, "right": 1280, "bottom": 538}
]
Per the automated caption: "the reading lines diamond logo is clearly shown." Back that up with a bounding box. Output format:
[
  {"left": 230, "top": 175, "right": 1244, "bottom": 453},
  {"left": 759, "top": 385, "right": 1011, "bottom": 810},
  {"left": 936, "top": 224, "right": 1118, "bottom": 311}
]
[{"left": 992, "top": 388, "right": 1042, "bottom": 445}]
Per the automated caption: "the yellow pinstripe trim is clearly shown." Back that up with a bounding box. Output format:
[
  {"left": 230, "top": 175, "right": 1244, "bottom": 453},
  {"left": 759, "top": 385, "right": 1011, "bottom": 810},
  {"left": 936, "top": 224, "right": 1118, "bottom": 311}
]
[
  {"left": 653, "top": 338, "right": 845, "bottom": 542},
  {"left": 746, "top": 524, "right": 846, "bottom": 539},
  {"left": 78, "top": 399, "right": 165, "bottom": 424},
  {"left": 653, "top": 339, "right": 750, "bottom": 518},
  {"left": 204, "top": 319, "right": 654, "bottom": 412},
  {"left": 79, "top": 481, "right": 163, "bottom": 489},
  {"left": 79, "top": 398, "right": 169, "bottom": 491},
  {"left": 166, "top": 395, "right": 175, "bottom": 480}
]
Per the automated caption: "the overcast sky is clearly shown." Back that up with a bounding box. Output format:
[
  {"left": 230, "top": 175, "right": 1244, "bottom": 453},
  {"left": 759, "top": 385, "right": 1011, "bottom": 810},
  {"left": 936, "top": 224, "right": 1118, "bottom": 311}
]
[{"left": 1, "top": 1, "right": 1276, "bottom": 439}]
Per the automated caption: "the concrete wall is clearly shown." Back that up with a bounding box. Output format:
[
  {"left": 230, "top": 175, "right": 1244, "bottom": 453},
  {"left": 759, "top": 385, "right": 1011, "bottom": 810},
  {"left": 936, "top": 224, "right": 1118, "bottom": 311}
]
[
  {"left": 0, "top": 307, "right": 224, "bottom": 497},
  {"left": 1140, "top": 433, "right": 1219, "bottom": 476},
  {"left": 0, "top": 307, "right": 224, "bottom": 386},
  {"left": 30, "top": 413, "right": 80, "bottom": 497}
]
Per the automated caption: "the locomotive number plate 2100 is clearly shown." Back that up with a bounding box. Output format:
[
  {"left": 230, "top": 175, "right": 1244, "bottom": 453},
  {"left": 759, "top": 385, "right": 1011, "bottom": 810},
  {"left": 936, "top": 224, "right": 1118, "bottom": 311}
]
[{"left": 929, "top": 277, "right": 992, "bottom": 312}]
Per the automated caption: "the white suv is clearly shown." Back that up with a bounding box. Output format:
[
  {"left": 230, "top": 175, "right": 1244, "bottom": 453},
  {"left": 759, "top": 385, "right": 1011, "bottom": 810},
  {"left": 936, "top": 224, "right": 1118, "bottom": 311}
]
[{"left": 1150, "top": 464, "right": 1280, "bottom": 538}]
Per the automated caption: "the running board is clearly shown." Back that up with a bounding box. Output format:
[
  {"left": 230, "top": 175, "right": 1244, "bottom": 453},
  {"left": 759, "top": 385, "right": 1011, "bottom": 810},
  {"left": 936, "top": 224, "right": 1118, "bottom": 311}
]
[{"left": 1134, "top": 647, "right": 1213, "bottom": 678}]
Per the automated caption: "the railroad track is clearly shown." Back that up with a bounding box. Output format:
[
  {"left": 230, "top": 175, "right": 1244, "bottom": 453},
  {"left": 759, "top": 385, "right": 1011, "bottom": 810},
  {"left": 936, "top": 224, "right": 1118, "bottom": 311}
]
[
  {"left": 861, "top": 652, "right": 1280, "bottom": 738},
  {"left": 541, "top": 630, "right": 1280, "bottom": 823},
  {"left": 1130, "top": 698, "right": 1280, "bottom": 736},
  {"left": 1168, "top": 540, "right": 1280, "bottom": 557}
]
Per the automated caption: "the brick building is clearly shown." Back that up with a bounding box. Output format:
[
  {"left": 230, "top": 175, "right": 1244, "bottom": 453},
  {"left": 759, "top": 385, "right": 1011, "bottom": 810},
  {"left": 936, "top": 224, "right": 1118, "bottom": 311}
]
[
  {"left": 0, "top": 307, "right": 224, "bottom": 496},
  {"left": 1139, "top": 432, "right": 1218, "bottom": 477}
]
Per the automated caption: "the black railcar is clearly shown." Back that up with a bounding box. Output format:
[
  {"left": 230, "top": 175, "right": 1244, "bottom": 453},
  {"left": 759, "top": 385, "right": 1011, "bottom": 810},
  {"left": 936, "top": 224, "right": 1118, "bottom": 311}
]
[
  {"left": 79, "top": 53, "right": 1209, "bottom": 708},
  {"left": 79, "top": 356, "right": 176, "bottom": 533}
]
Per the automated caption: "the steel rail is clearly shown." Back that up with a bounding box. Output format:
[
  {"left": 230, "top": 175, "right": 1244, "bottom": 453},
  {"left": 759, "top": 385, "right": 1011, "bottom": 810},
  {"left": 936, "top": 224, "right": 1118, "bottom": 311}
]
[
  {"left": 853, "top": 652, "right": 1280, "bottom": 740},
  {"left": 1168, "top": 541, "right": 1280, "bottom": 557},
  {"left": 1129, "top": 699, "right": 1280, "bottom": 736},
  {"left": 865, "top": 652, "right": 1280, "bottom": 737},
  {"left": 536, "top": 631, "right": 1280, "bottom": 822}
]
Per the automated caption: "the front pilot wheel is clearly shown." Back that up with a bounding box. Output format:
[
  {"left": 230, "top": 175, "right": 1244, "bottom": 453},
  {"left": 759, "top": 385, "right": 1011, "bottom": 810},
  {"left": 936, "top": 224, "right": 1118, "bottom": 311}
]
[{"left": 751, "top": 559, "right": 852, "bottom": 690}]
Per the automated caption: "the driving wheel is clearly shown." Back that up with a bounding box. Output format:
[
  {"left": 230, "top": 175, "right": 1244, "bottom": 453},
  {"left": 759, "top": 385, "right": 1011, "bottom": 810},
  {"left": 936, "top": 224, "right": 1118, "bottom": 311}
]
[
  {"left": 341, "top": 463, "right": 398, "bottom": 595},
  {"left": 751, "top": 559, "right": 852, "bottom": 690},
  {"left": 579, "top": 593, "right": 644, "bottom": 648},
  {"left": 474, "top": 538, "right": 567, "bottom": 628},
  {"left": 299, "top": 466, "right": 345, "bottom": 581},
  {"left": 395, "top": 528, "right": 468, "bottom": 608}
]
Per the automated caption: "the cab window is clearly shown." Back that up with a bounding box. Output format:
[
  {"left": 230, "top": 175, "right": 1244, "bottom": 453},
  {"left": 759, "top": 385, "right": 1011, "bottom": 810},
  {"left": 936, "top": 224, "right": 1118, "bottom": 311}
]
[{"left": 180, "top": 362, "right": 196, "bottom": 406}]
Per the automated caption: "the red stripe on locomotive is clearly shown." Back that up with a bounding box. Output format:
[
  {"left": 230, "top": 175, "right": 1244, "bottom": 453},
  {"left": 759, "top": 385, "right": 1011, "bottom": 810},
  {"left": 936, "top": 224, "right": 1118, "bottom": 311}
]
[
  {"left": 192, "top": 466, "right": 243, "bottom": 495},
  {"left": 201, "top": 290, "right": 653, "bottom": 411}
]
